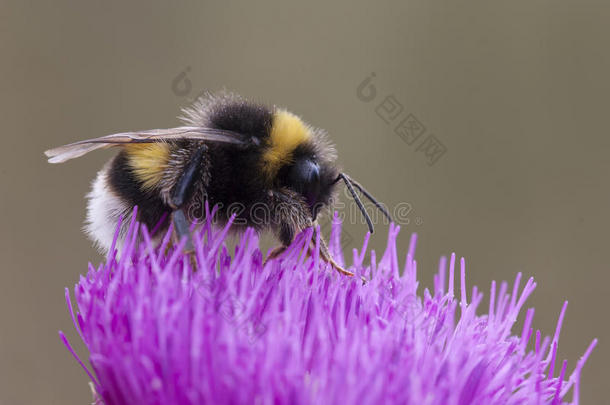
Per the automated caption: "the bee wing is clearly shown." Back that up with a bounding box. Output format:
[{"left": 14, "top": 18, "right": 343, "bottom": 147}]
[{"left": 44, "top": 126, "right": 247, "bottom": 163}]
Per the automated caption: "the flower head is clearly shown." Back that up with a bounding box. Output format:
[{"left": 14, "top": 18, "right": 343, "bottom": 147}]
[{"left": 61, "top": 206, "right": 596, "bottom": 404}]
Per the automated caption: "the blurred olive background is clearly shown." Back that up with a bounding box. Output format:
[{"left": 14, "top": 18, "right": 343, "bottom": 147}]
[{"left": 1, "top": 1, "right": 608, "bottom": 403}]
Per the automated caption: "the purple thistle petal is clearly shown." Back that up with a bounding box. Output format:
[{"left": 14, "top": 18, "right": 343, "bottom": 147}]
[
  {"left": 59, "top": 331, "right": 99, "bottom": 388},
  {"left": 60, "top": 211, "right": 596, "bottom": 405}
]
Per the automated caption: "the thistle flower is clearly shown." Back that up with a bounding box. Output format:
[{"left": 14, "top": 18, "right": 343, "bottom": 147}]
[{"left": 61, "top": 206, "right": 596, "bottom": 405}]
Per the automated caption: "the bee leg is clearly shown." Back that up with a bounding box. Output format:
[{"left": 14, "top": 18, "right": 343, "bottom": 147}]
[
  {"left": 308, "top": 223, "right": 354, "bottom": 277},
  {"left": 171, "top": 208, "right": 195, "bottom": 253},
  {"left": 263, "top": 245, "right": 287, "bottom": 266},
  {"left": 168, "top": 145, "right": 208, "bottom": 259},
  {"left": 263, "top": 238, "right": 354, "bottom": 277},
  {"left": 169, "top": 145, "right": 207, "bottom": 209},
  {"left": 311, "top": 224, "right": 368, "bottom": 282},
  {"left": 317, "top": 239, "right": 368, "bottom": 283},
  {"left": 171, "top": 209, "right": 199, "bottom": 270},
  {"left": 267, "top": 188, "right": 355, "bottom": 277},
  {"left": 311, "top": 226, "right": 355, "bottom": 277}
]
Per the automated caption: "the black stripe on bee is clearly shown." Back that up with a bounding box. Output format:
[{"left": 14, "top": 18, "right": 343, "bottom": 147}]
[
  {"left": 207, "top": 100, "right": 273, "bottom": 139},
  {"left": 108, "top": 151, "right": 171, "bottom": 232}
]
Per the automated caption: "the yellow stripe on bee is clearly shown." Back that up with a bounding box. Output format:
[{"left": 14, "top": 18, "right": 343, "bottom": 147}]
[
  {"left": 262, "top": 110, "right": 311, "bottom": 179},
  {"left": 125, "top": 143, "right": 170, "bottom": 190}
]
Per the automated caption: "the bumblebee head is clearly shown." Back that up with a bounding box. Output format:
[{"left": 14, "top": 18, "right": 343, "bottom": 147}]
[{"left": 263, "top": 109, "right": 338, "bottom": 219}]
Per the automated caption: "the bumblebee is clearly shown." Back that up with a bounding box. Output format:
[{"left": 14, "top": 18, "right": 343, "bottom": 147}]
[{"left": 45, "top": 92, "right": 391, "bottom": 276}]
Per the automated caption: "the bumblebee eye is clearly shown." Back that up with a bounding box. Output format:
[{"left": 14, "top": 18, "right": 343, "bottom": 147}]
[{"left": 288, "top": 158, "right": 321, "bottom": 211}]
